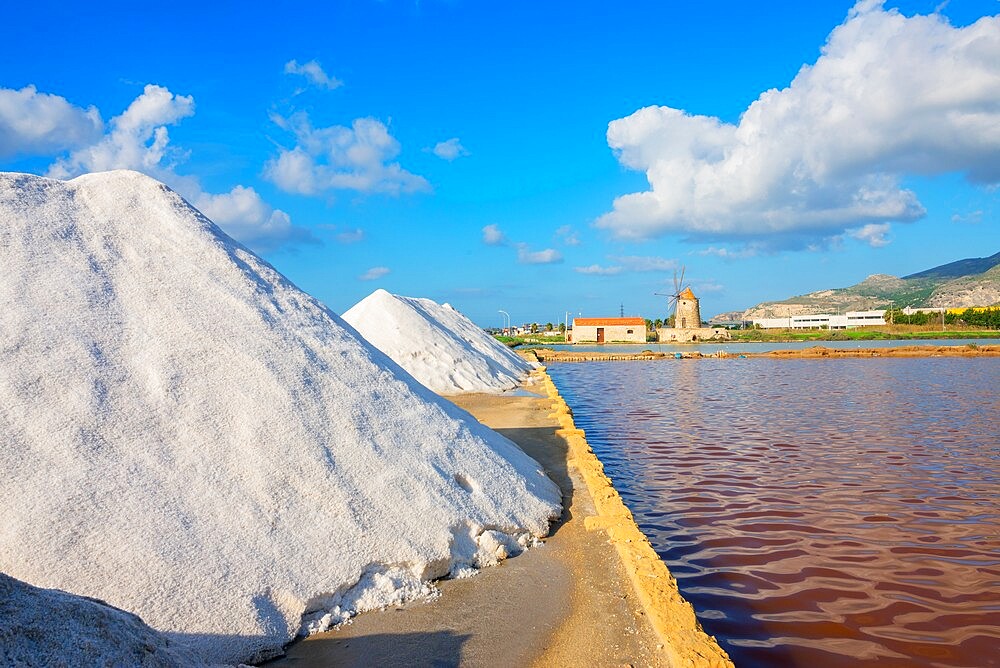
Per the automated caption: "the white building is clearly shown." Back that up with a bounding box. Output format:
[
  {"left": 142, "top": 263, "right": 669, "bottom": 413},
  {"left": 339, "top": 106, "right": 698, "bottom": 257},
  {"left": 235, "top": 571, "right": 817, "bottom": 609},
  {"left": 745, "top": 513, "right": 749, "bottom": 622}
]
[{"left": 752, "top": 310, "right": 887, "bottom": 330}]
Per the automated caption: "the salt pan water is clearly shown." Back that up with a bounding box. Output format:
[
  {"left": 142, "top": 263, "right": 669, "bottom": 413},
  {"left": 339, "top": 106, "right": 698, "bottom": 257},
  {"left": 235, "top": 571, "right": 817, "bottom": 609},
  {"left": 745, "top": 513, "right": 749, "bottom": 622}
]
[{"left": 549, "top": 357, "right": 1000, "bottom": 667}]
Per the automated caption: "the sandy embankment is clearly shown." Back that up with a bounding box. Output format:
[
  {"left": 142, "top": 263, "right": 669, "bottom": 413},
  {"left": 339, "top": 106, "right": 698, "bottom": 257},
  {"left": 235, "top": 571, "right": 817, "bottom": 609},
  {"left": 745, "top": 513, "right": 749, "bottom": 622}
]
[{"left": 269, "top": 367, "right": 731, "bottom": 667}]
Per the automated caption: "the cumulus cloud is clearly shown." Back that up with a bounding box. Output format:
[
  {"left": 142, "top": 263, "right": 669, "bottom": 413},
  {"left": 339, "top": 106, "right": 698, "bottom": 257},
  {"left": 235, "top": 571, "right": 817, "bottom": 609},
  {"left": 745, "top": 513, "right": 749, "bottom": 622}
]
[
  {"left": 284, "top": 59, "right": 342, "bottom": 90},
  {"left": 611, "top": 255, "right": 677, "bottom": 272},
  {"left": 847, "top": 222, "right": 892, "bottom": 247},
  {"left": 266, "top": 112, "right": 429, "bottom": 196},
  {"left": 432, "top": 138, "right": 469, "bottom": 161},
  {"left": 48, "top": 84, "right": 194, "bottom": 178},
  {"left": 42, "top": 84, "right": 308, "bottom": 252},
  {"left": 516, "top": 244, "right": 563, "bottom": 265},
  {"left": 599, "top": 2, "right": 1000, "bottom": 246},
  {"left": 482, "top": 224, "right": 507, "bottom": 246},
  {"left": 575, "top": 264, "right": 623, "bottom": 275},
  {"left": 193, "top": 186, "right": 311, "bottom": 252},
  {"left": 360, "top": 266, "right": 390, "bottom": 281},
  {"left": 0, "top": 86, "right": 103, "bottom": 158}
]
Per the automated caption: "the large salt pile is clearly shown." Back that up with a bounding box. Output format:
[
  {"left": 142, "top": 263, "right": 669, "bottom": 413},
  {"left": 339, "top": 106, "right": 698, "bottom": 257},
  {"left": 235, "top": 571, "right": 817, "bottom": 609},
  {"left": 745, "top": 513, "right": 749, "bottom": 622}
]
[
  {"left": 0, "top": 171, "right": 560, "bottom": 665},
  {"left": 343, "top": 289, "right": 534, "bottom": 394},
  {"left": 0, "top": 573, "right": 197, "bottom": 667}
]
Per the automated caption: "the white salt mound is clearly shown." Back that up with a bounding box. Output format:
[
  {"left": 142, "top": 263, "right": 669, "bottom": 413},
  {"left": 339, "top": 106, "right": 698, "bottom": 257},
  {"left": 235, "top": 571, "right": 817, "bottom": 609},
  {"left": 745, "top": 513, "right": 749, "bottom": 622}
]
[
  {"left": 0, "top": 171, "right": 561, "bottom": 665},
  {"left": 343, "top": 289, "right": 534, "bottom": 394},
  {"left": 0, "top": 572, "right": 198, "bottom": 667}
]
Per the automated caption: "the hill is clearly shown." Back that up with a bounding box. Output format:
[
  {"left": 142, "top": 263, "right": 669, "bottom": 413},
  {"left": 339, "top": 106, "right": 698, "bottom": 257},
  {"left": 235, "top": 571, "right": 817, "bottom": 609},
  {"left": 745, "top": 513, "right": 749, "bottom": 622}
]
[{"left": 740, "top": 251, "right": 1000, "bottom": 319}]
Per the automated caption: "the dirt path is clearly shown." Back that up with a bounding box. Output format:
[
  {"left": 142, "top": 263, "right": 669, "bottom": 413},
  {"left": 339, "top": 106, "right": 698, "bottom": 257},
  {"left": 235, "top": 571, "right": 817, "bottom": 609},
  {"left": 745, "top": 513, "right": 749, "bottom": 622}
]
[{"left": 266, "top": 380, "right": 665, "bottom": 667}]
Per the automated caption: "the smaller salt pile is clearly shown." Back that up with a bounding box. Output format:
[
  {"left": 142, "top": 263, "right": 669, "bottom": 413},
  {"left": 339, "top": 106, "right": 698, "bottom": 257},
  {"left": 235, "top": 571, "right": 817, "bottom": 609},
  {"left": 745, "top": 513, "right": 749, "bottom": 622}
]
[
  {"left": 0, "top": 170, "right": 561, "bottom": 665},
  {"left": 343, "top": 289, "right": 534, "bottom": 394},
  {"left": 0, "top": 573, "right": 197, "bottom": 667}
]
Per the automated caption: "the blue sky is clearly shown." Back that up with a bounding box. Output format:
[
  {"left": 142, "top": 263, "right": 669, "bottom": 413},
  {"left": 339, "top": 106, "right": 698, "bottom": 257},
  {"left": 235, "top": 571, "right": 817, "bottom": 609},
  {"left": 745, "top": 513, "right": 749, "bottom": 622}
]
[{"left": 2, "top": 0, "right": 998, "bottom": 327}]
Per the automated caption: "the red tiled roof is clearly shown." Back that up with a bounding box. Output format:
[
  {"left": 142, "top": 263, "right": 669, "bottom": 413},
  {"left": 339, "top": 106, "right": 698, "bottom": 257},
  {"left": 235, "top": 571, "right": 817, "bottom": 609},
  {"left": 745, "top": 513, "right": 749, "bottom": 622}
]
[{"left": 573, "top": 317, "right": 645, "bottom": 326}]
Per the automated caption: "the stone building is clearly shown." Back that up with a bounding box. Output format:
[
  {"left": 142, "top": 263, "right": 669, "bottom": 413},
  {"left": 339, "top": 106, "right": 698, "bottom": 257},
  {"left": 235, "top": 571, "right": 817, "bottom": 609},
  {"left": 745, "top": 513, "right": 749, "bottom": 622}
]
[
  {"left": 674, "top": 287, "right": 701, "bottom": 329},
  {"left": 657, "top": 288, "right": 730, "bottom": 343},
  {"left": 571, "top": 317, "right": 646, "bottom": 343}
]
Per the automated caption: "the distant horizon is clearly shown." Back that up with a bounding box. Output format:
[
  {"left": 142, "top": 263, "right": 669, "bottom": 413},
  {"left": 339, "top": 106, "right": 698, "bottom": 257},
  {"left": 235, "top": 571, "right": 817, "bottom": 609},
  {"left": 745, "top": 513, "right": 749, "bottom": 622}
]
[{"left": 2, "top": 0, "right": 997, "bottom": 327}]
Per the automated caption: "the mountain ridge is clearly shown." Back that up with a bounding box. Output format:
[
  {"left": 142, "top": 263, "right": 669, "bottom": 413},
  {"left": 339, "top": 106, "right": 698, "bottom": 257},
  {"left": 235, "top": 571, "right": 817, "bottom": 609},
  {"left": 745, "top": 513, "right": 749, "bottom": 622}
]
[{"left": 736, "top": 251, "right": 1000, "bottom": 319}]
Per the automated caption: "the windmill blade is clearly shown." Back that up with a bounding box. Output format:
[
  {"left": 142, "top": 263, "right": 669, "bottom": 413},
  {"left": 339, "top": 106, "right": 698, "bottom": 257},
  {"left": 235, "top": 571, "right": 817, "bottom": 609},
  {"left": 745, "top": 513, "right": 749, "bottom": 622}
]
[
  {"left": 672, "top": 269, "right": 680, "bottom": 295},
  {"left": 678, "top": 266, "right": 686, "bottom": 291}
]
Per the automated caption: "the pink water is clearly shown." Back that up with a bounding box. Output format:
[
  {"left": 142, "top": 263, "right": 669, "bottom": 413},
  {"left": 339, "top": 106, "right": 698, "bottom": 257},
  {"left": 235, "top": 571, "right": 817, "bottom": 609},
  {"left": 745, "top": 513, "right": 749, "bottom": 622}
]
[{"left": 548, "top": 358, "right": 1000, "bottom": 667}]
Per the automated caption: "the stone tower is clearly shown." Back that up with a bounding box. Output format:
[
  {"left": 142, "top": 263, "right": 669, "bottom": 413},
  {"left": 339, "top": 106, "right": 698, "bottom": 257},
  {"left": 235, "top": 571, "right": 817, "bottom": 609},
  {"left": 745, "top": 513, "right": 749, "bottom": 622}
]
[{"left": 675, "top": 287, "right": 701, "bottom": 329}]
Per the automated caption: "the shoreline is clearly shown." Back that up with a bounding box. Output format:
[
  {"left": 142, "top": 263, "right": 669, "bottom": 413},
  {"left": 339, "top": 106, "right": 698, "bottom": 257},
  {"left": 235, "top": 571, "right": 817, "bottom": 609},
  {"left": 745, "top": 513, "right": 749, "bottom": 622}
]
[
  {"left": 539, "top": 366, "right": 733, "bottom": 668},
  {"left": 268, "top": 366, "right": 716, "bottom": 666},
  {"left": 531, "top": 344, "right": 1000, "bottom": 363}
]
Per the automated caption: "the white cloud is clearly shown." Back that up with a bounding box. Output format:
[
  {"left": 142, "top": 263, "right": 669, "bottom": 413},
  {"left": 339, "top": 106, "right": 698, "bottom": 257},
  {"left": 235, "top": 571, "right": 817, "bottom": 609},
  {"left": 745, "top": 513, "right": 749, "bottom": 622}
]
[
  {"left": 555, "top": 224, "right": 580, "bottom": 246},
  {"left": 951, "top": 210, "right": 984, "bottom": 224},
  {"left": 0, "top": 86, "right": 103, "bottom": 158},
  {"left": 516, "top": 244, "right": 563, "bottom": 265},
  {"left": 360, "top": 266, "right": 390, "bottom": 281},
  {"left": 691, "top": 281, "right": 724, "bottom": 294},
  {"left": 697, "top": 245, "right": 766, "bottom": 259},
  {"left": 193, "top": 186, "right": 310, "bottom": 252},
  {"left": 484, "top": 225, "right": 565, "bottom": 265},
  {"left": 432, "top": 138, "right": 469, "bottom": 161},
  {"left": 41, "top": 84, "right": 308, "bottom": 252},
  {"left": 336, "top": 228, "right": 365, "bottom": 243},
  {"left": 266, "top": 112, "right": 429, "bottom": 196},
  {"left": 575, "top": 264, "right": 623, "bottom": 275},
  {"left": 284, "top": 59, "right": 342, "bottom": 90},
  {"left": 48, "top": 84, "right": 194, "bottom": 179},
  {"left": 848, "top": 222, "right": 892, "bottom": 247},
  {"left": 611, "top": 255, "right": 677, "bottom": 272},
  {"left": 599, "top": 2, "right": 1000, "bottom": 246},
  {"left": 482, "top": 224, "right": 507, "bottom": 246}
]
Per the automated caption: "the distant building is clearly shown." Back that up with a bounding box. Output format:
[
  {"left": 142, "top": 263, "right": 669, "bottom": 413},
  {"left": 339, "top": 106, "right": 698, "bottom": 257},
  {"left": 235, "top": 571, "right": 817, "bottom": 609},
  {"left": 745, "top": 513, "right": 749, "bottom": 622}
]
[
  {"left": 571, "top": 317, "right": 646, "bottom": 343},
  {"left": 674, "top": 287, "right": 701, "bottom": 329},
  {"left": 658, "top": 287, "right": 730, "bottom": 343},
  {"left": 752, "top": 310, "right": 887, "bottom": 329}
]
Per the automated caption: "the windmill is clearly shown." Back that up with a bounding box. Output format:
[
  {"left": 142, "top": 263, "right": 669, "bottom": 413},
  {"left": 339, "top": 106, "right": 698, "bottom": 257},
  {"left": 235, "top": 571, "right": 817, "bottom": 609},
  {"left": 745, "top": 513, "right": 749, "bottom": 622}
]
[{"left": 654, "top": 267, "right": 700, "bottom": 329}]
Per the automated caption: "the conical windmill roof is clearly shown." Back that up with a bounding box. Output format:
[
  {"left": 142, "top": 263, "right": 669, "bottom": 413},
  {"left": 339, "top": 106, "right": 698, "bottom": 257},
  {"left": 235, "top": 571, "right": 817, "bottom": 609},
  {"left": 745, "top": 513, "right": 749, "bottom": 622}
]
[{"left": 678, "top": 287, "right": 697, "bottom": 300}]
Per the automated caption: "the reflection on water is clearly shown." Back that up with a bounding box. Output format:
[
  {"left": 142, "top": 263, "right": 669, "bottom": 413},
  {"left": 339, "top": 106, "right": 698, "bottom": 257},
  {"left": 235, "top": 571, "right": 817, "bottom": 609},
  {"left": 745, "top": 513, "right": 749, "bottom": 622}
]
[{"left": 548, "top": 358, "right": 1000, "bottom": 668}]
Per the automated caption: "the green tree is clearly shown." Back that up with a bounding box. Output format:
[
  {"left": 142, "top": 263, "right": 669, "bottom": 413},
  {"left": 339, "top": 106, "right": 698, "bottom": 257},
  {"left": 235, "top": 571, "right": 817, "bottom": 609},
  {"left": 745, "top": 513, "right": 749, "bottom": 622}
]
[
  {"left": 558, "top": 322, "right": 566, "bottom": 334},
  {"left": 530, "top": 322, "right": 539, "bottom": 333},
  {"left": 884, "top": 306, "right": 904, "bottom": 325},
  {"left": 654, "top": 318, "right": 663, "bottom": 329},
  {"left": 545, "top": 322, "right": 554, "bottom": 331}
]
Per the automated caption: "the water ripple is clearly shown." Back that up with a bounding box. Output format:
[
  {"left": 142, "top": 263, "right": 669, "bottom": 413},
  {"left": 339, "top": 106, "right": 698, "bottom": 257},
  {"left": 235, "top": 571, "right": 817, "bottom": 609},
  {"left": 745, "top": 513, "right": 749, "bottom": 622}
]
[{"left": 549, "top": 358, "right": 1000, "bottom": 668}]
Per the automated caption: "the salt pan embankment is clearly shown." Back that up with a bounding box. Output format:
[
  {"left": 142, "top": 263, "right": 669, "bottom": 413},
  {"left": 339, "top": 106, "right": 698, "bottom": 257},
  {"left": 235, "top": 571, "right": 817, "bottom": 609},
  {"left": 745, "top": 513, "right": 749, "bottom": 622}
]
[
  {"left": 0, "top": 170, "right": 560, "bottom": 665},
  {"left": 343, "top": 289, "right": 533, "bottom": 394}
]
